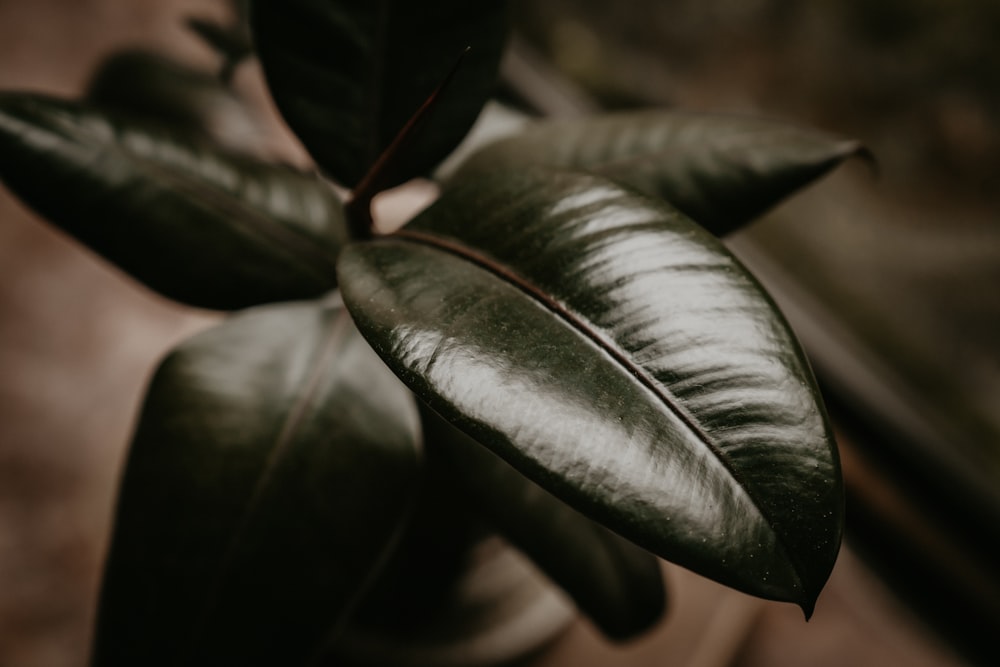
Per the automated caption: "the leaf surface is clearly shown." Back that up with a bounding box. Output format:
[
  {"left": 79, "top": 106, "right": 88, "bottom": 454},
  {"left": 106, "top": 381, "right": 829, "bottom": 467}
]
[
  {"left": 92, "top": 302, "right": 422, "bottom": 666},
  {"left": 454, "top": 111, "right": 865, "bottom": 235},
  {"left": 423, "top": 406, "right": 666, "bottom": 640},
  {"left": 0, "top": 93, "right": 346, "bottom": 309},
  {"left": 338, "top": 169, "right": 844, "bottom": 613},
  {"left": 251, "top": 0, "right": 508, "bottom": 188}
]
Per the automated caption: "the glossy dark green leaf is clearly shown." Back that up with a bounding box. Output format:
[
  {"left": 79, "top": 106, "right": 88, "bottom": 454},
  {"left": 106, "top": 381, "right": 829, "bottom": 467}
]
[
  {"left": 454, "top": 110, "right": 866, "bottom": 235},
  {"left": 422, "top": 405, "right": 666, "bottom": 640},
  {"left": 0, "top": 93, "right": 347, "bottom": 310},
  {"left": 338, "top": 169, "right": 843, "bottom": 614},
  {"left": 251, "top": 0, "right": 508, "bottom": 188},
  {"left": 92, "top": 301, "right": 422, "bottom": 666}
]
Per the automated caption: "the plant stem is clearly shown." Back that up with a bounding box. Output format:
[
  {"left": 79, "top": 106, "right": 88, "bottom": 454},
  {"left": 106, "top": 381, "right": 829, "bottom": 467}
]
[{"left": 346, "top": 47, "right": 471, "bottom": 238}]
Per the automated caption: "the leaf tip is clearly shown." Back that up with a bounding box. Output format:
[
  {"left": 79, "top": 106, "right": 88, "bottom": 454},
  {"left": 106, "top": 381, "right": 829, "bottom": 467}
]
[{"left": 799, "top": 598, "right": 816, "bottom": 621}]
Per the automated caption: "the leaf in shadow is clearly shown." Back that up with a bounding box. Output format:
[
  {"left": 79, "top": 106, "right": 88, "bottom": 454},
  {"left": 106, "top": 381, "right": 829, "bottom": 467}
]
[
  {"left": 91, "top": 301, "right": 422, "bottom": 666},
  {"left": 251, "top": 0, "right": 508, "bottom": 189},
  {"left": 0, "top": 93, "right": 347, "bottom": 310},
  {"left": 338, "top": 168, "right": 844, "bottom": 615},
  {"left": 453, "top": 110, "right": 867, "bottom": 235}
]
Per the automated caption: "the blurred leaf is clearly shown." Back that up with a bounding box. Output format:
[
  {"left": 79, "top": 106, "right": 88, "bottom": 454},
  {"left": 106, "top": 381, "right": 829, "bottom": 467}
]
[
  {"left": 186, "top": 17, "right": 253, "bottom": 78},
  {"left": 338, "top": 169, "right": 844, "bottom": 614},
  {"left": 454, "top": 110, "right": 866, "bottom": 235},
  {"left": 85, "top": 49, "right": 251, "bottom": 142},
  {"left": 0, "top": 93, "right": 347, "bottom": 310},
  {"left": 422, "top": 405, "right": 666, "bottom": 640},
  {"left": 251, "top": 0, "right": 508, "bottom": 188},
  {"left": 92, "top": 302, "right": 423, "bottom": 666}
]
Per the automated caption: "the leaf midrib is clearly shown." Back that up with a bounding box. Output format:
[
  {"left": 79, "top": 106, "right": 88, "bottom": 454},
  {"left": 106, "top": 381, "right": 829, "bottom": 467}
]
[
  {"left": 144, "top": 156, "right": 340, "bottom": 281},
  {"left": 392, "top": 228, "right": 722, "bottom": 464},
  {"left": 182, "top": 309, "right": 351, "bottom": 661},
  {"left": 3, "top": 97, "right": 342, "bottom": 283}
]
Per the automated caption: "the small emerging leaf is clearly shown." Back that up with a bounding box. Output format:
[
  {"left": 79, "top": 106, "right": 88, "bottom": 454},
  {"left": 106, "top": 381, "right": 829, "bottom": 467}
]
[
  {"left": 0, "top": 93, "right": 347, "bottom": 310},
  {"left": 92, "top": 302, "right": 422, "bottom": 666},
  {"left": 251, "top": 0, "right": 508, "bottom": 188},
  {"left": 454, "top": 110, "right": 866, "bottom": 235},
  {"left": 338, "top": 169, "right": 844, "bottom": 614},
  {"left": 423, "top": 405, "right": 666, "bottom": 640}
]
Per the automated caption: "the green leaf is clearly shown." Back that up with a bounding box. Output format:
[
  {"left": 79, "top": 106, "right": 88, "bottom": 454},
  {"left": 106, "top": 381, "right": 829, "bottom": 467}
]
[
  {"left": 453, "top": 110, "right": 866, "bottom": 235},
  {"left": 251, "top": 0, "right": 508, "bottom": 188},
  {"left": 338, "top": 169, "right": 844, "bottom": 615},
  {"left": 92, "top": 301, "right": 422, "bottom": 666},
  {"left": 422, "top": 405, "right": 666, "bottom": 640},
  {"left": 0, "top": 93, "right": 347, "bottom": 310}
]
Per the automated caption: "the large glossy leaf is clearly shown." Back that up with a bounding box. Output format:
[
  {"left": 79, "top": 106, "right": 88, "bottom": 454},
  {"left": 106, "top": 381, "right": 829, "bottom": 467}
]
[
  {"left": 338, "top": 169, "right": 844, "bottom": 614},
  {"left": 453, "top": 110, "right": 865, "bottom": 235},
  {"left": 0, "top": 93, "right": 347, "bottom": 310},
  {"left": 422, "top": 405, "right": 666, "bottom": 640},
  {"left": 251, "top": 0, "right": 508, "bottom": 188},
  {"left": 91, "top": 301, "right": 423, "bottom": 666}
]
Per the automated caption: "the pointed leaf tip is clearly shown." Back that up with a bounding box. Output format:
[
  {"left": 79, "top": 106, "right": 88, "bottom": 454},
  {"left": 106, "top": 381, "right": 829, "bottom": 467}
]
[{"left": 453, "top": 110, "right": 867, "bottom": 236}]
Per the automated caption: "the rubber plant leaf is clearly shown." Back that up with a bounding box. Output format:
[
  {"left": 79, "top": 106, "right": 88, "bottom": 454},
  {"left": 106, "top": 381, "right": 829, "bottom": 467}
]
[
  {"left": 92, "top": 301, "right": 422, "bottom": 666},
  {"left": 453, "top": 110, "right": 866, "bottom": 236},
  {"left": 422, "top": 405, "right": 666, "bottom": 640},
  {"left": 0, "top": 93, "right": 346, "bottom": 310},
  {"left": 251, "top": 0, "right": 508, "bottom": 189},
  {"left": 338, "top": 168, "right": 844, "bottom": 615}
]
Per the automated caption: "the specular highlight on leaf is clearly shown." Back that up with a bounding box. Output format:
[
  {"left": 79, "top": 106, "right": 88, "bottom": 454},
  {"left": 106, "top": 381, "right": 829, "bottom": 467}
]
[
  {"left": 0, "top": 93, "right": 347, "bottom": 310},
  {"left": 453, "top": 110, "right": 867, "bottom": 235}
]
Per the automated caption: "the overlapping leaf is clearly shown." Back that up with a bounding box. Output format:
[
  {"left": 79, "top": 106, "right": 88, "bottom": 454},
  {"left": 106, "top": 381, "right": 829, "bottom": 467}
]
[
  {"left": 252, "top": 0, "right": 508, "bottom": 188},
  {"left": 423, "top": 406, "right": 666, "bottom": 639},
  {"left": 92, "top": 302, "right": 422, "bottom": 666},
  {"left": 0, "top": 93, "right": 347, "bottom": 310},
  {"left": 454, "top": 110, "right": 866, "bottom": 235},
  {"left": 338, "top": 168, "right": 844, "bottom": 614}
]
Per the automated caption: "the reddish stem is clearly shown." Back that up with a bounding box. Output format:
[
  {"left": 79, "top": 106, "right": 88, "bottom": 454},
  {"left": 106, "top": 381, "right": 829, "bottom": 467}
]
[{"left": 346, "top": 47, "right": 471, "bottom": 237}]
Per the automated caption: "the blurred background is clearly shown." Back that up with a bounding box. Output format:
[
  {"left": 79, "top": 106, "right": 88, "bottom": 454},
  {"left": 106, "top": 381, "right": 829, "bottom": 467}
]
[{"left": 0, "top": 1, "right": 997, "bottom": 666}]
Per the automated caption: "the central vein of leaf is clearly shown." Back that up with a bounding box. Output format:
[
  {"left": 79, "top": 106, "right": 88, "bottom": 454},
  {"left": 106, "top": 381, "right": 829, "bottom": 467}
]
[
  {"left": 186, "top": 309, "right": 351, "bottom": 653},
  {"left": 391, "top": 228, "right": 726, "bottom": 462}
]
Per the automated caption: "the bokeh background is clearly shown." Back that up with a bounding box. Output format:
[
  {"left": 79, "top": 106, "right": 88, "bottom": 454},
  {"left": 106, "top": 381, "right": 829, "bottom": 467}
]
[{"left": 1, "top": 1, "right": 997, "bottom": 665}]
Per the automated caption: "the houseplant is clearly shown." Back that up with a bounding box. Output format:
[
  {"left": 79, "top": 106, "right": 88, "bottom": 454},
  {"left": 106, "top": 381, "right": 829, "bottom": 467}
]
[{"left": 0, "top": 1, "right": 857, "bottom": 664}]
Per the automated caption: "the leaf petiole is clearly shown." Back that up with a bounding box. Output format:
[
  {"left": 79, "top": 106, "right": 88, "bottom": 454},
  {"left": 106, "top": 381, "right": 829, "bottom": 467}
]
[{"left": 346, "top": 47, "right": 471, "bottom": 238}]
